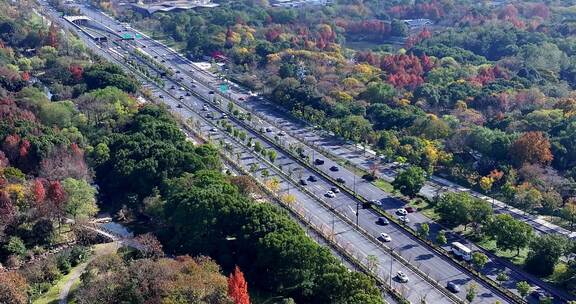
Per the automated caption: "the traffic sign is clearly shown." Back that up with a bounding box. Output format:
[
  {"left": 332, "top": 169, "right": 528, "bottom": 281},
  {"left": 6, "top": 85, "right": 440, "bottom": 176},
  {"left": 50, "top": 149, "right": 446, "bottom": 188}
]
[{"left": 219, "top": 83, "right": 228, "bottom": 93}]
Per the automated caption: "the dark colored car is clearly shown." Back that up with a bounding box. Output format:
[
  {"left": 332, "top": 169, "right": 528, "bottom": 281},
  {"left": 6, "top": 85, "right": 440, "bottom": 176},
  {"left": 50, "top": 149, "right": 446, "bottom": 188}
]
[
  {"left": 307, "top": 175, "right": 318, "bottom": 182},
  {"left": 315, "top": 158, "right": 325, "bottom": 165},
  {"left": 299, "top": 179, "right": 307, "bottom": 186},
  {"left": 329, "top": 166, "right": 339, "bottom": 172},
  {"left": 158, "top": 95, "right": 164, "bottom": 99},
  {"left": 208, "top": 90, "right": 215, "bottom": 94},
  {"left": 405, "top": 206, "right": 416, "bottom": 213},
  {"left": 330, "top": 187, "right": 340, "bottom": 193},
  {"left": 176, "top": 104, "right": 183, "bottom": 108},
  {"left": 175, "top": 70, "right": 180, "bottom": 73},
  {"left": 447, "top": 282, "right": 460, "bottom": 293},
  {"left": 179, "top": 96, "right": 184, "bottom": 100},
  {"left": 336, "top": 177, "right": 345, "bottom": 183},
  {"left": 185, "top": 92, "right": 191, "bottom": 96},
  {"left": 170, "top": 85, "right": 175, "bottom": 90},
  {"left": 377, "top": 217, "right": 389, "bottom": 225}
]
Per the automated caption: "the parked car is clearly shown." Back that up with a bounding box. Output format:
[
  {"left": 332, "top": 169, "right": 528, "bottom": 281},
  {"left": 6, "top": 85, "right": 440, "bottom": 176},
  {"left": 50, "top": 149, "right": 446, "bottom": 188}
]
[
  {"left": 396, "top": 208, "right": 408, "bottom": 216},
  {"left": 405, "top": 206, "right": 416, "bottom": 213},
  {"left": 379, "top": 233, "right": 391, "bottom": 242},
  {"left": 398, "top": 215, "right": 410, "bottom": 223},
  {"left": 447, "top": 282, "right": 460, "bottom": 293},
  {"left": 158, "top": 95, "right": 164, "bottom": 99},
  {"left": 396, "top": 271, "right": 409, "bottom": 283},
  {"left": 176, "top": 104, "right": 183, "bottom": 108},
  {"left": 377, "top": 217, "right": 389, "bottom": 225}
]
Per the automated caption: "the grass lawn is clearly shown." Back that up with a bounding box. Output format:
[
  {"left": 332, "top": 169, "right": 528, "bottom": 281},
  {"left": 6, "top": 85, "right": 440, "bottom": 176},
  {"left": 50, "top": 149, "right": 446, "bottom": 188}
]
[
  {"left": 410, "top": 199, "right": 440, "bottom": 221},
  {"left": 373, "top": 179, "right": 395, "bottom": 193},
  {"left": 476, "top": 238, "right": 528, "bottom": 266},
  {"left": 33, "top": 266, "right": 82, "bottom": 304}
]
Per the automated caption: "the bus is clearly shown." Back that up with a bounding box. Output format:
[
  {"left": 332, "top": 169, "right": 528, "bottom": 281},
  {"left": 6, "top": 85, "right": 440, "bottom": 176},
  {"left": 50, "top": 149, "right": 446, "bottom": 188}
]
[{"left": 451, "top": 242, "right": 472, "bottom": 261}]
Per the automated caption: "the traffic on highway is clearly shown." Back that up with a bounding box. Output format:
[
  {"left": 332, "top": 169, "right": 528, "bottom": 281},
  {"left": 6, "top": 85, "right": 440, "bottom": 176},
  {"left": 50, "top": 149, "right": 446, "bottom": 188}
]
[{"left": 39, "top": 1, "right": 565, "bottom": 303}]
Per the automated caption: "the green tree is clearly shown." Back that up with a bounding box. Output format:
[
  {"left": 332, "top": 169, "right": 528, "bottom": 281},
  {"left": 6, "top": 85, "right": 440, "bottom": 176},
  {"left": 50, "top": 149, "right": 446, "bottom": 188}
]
[
  {"left": 435, "top": 192, "right": 472, "bottom": 228},
  {"left": 392, "top": 166, "right": 426, "bottom": 198},
  {"left": 525, "top": 235, "right": 569, "bottom": 276},
  {"left": 62, "top": 178, "right": 98, "bottom": 219},
  {"left": 471, "top": 252, "right": 489, "bottom": 270},
  {"left": 485, "top": 214, "right": 533, "bottom": 255},
  {"left": 516, "top": 281, "right": 531, "bottom": 298},
  {"left": 268, "top": 150, "right": 277, "bottom": 163},
  {"left": 418, "top": 223, "right": 430, "bottom": 238},
  {"left": 4, "top": 236, "right": 26, "bottom": 257},
  {"left": 436, "top": 230, "right": 447, "bottom": 245},
  {"left": 496, "top": 271, "right": 509, "bottom": 286},
  {"left": 466, "top": 283, "right": 477, "bottom": 303}
]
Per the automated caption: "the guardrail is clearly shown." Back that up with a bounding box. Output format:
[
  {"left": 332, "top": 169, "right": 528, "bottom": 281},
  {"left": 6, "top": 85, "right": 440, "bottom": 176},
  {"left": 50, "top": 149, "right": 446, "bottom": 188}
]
[{"left": 180, "top": 121, "right": 410, "bottom": 304}]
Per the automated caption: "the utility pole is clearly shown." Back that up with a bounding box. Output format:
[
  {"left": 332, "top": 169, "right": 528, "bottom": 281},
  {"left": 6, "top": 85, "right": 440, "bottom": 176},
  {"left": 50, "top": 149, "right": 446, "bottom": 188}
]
[{"left": 356, "top": 201, "right": 359, "bottom": 226}]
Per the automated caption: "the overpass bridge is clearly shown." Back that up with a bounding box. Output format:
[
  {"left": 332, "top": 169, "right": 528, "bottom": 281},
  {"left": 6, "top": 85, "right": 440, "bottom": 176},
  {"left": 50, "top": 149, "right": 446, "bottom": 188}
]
[{"left": 63, "top": 15, "right": 108, "bottom": 42}]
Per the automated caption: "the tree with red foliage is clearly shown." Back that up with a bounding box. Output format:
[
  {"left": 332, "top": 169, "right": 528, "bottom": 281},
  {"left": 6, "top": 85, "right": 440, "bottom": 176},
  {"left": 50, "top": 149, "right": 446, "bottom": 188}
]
[
  {"left": 228, "top": 266, "right": 250, "bottom": 304},
  {"left": 381, "top": 54, "right": 426, "bottom": 89},
  {"left": 20, "top": 71, "right": 30, "bottom": 82},
  {"left": 69, "top": 64, "right": 83, "bottom": 82},
  {"left": 265, "top": 27, "right": 282, "bottom": 42},
  {"left": 509, "top": 132, "right": 553, "bottom": 167},
  {"left": 3, "top": 134, "right": 21, "bottom": 161},
  {"left": 529, "top": 3, "right": 550, "bottom": 19},
  {"left": 47, "top": 22, "right": 58, "bottom": 48},
  {"left": 31, "top": 179, "right": 46, "bottom": 205},
  {"left": 47, "top": 180, "right": 66, "bottom": 207},
  {"left": 19, "top": 139, "right": 30, "bottom": 158}
]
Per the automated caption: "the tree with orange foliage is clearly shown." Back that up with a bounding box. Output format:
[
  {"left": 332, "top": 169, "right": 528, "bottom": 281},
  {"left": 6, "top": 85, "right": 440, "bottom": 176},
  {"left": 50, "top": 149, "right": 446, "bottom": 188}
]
[
  {"left": 228, "top": 266, "right": 250, "bottom": 304},
  {"left": 509, "top": 131, "right": 553, "bottom": 167},
  {"left": 0, "top": 271, "right": 28, "bottom": 304}
]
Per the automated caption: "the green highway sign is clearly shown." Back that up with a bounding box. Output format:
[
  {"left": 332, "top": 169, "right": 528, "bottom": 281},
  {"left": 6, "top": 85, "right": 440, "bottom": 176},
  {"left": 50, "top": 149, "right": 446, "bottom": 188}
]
[{"left": 219, "top": 83, "right": 228, "bottom": 93}]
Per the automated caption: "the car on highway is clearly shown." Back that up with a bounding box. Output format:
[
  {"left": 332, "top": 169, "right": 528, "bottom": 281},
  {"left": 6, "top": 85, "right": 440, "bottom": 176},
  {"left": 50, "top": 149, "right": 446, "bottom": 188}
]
[
  {"left": 208, "top": 90, "right": 215, "bottom": 94},
  {"left": 396, "top": 208, "right": 408, "bottom": 216},
  {"left": 325, "top": 191, "right": 335, "bottom": 198},
  {"left": 278, "top": 131, "right": 286, "bottom": 136},
  {"left": 210, "top": 128, "right": 218, "bottom": 132},
  {"left": 329, "top": 166, "right": 339, "bottom": 172},
  {"left": 176, "top": 104, "right": 183, "bottom": 108},
  {"left": 447, "top": 282, "right": 460, "bottom": 293},
  {"left": 336, "top": 177, "right": 345, "bottom": 184},
  {"left": 185, "top": 92, "right": 191, "bottom": 96},
  {"left": 330, "top": 187, "right": 340, "bottom": 193},
  {"left": 396, "top": 271, "right": 409, "bottom": 283},
  {"left": 315, "top": 158, "right": 325, "bottom": 165},
  {"left": 170, "top": 85, "right": 175, "bottom": 90},
  {"left": 265, "top": 127, "right": 272, "bottom": 132},
  {"left": 158, "top": 95, "right": 164, "bottom": 99},
  {"left": 221, "top": 113, "right": 228, "bottom": 119},
  {"left": 179, "top": 96, "right": 184, "bottom": 100},
  {"left": 202, "top": 105, "right": 208, "bottom": 111},
  {"left": 405, "top": 206, "right": 416, "bottom": 213},
  {"left": 377, "top": 217, "right": 389, "bottom": 225},
  {"left": 238, "top": 97, "right": 245, "bottom": 101},
  {"left": 299, "top": 179, "right": 307, "bottom": 186},
  {"left": 379, "top": 233, "right": 391, "bottom": 242},
  {"left": 307, "top": 175, "right": 318, "bottom": 182},
  {"left": 398, "top": 215, "right": 410, "bottom": 223},
  {"left": 175, "top": 70, "right": 180, "bottom": 73},
  {"left": 206, "top": 113, "right": 213, "bottom": 118}
]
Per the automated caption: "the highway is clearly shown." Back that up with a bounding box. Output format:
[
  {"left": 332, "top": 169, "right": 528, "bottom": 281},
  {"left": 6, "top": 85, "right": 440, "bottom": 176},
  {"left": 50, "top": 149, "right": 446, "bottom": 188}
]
[
  {"left": 83, "top": 9, "right": 576, "bottom": 302},
  {"left": 39, "top": 2, "right": 529, "bottom": 303}
]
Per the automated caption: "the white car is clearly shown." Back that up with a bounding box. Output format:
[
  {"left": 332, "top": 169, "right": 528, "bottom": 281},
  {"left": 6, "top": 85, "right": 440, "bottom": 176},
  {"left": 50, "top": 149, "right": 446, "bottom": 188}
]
[
  {"left": 396, "top": 271, "right": 409, "bottom": 283},
  {"left": 325, "top": 191, "right": 336, "bottom": 198},
  {"left": 379, "top": 233, "right": 391, "bottom": 242},
  {"left": 396, "top": 208, "right": 408, "bottom": 216},
  {"left": 398, "top": 215, "right": 410, "bottom": 223}
]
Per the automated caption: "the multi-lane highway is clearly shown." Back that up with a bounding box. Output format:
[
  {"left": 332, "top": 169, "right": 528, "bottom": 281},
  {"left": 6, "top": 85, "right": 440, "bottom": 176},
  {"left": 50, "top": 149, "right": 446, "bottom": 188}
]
[{"left": 39, "top": 1, "right": 556, "bottom": 302}]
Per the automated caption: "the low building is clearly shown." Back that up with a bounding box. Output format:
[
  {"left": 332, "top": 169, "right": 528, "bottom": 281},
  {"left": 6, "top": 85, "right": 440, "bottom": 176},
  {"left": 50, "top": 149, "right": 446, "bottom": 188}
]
[
  {"left": 270, "top": 0, "right": 331, "bottom": 8},
  {"left": 130, "top": 0, "right": 218, "bottom": 16}
]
